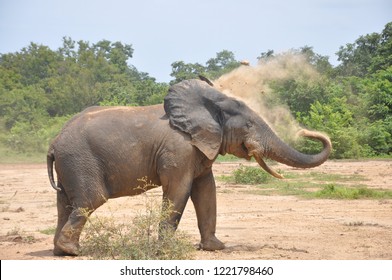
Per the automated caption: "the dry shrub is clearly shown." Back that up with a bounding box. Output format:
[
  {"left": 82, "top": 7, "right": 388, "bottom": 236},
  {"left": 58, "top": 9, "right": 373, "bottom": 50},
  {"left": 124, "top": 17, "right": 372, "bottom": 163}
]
[{"left": 79, "top": 178, "right": 195, "bottom": 260}]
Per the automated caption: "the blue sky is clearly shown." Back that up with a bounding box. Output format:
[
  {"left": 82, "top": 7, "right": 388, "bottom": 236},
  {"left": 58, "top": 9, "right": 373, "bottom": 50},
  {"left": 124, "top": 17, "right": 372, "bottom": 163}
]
[{"left": 0, "top": 0, "right": 391, "bottom": 82}]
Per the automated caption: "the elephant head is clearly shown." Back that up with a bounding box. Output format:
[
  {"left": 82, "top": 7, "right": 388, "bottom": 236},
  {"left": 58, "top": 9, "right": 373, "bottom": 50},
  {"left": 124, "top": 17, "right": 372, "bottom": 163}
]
[{"left": 164, "top": 79, "right": 331, "bottom": 178}]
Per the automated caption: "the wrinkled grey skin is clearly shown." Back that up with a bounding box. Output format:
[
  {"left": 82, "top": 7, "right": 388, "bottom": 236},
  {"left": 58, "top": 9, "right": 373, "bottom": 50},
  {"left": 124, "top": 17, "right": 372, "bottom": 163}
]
[{"left": 47, "top": 79, "right": 332, "bottom": 256}]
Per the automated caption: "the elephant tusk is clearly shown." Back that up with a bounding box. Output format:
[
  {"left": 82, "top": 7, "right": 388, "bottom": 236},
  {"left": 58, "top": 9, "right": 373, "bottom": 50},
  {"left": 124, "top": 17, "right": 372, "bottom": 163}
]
[{"left": 254, "top": 155, "right": 284, "bottom": 179}]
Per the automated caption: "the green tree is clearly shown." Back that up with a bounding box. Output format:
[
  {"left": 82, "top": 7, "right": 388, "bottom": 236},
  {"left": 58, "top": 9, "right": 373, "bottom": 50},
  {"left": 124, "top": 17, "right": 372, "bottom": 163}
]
[
  {"left": 370, "top": 22, "right": 392, "bottom": 73},
  {"left": 336, "top": 32, "right": 381, "bottom": 77},
  {"left": 170, "top": 61, "right": 206, "bottom": 84},
  {"left": 257, "top": 49, "right": 274, "bottom": 61},
  {"left": 336, "top": 22, "right": 392, "bottom": 77},
  {"left": 205, "top": 50, "right": 241, "bottom": 79},
  {"left": 270, "top": 76, "right": 329, "bottom": 114},
  {"left": 299, "top": 46, "right": 334, "bottom": 76},
  {"left": 0, "top": 85, "right": 48, "bottom": 129},
  {"left": 363, "top": 67, "right": 392, "bottom": 121},
  {"left": 0, "top": 38, "right": 156, "bottom": 157},
  {"left": 362, "top": 120, "right": 392, "bottom": 155},
  {"left": 0, "top": 43, "right": 61, "bottom": 86},
  {"left": 298, "top": 98, "right": 363, "bottom": 158},
  {"left": 170, "top": 50, "right": 240, "bottom": 84}
]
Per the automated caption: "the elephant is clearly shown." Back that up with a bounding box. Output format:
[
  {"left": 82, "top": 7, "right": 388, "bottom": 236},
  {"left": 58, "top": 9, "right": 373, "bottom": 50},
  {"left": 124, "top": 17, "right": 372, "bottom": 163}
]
[{"left": 47, "top": 78, "right": 332, "bottom": 256}]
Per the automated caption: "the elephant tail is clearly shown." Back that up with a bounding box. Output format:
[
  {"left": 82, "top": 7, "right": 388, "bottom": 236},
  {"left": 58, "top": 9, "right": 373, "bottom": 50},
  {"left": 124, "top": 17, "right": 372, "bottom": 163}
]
[{"left": 47, "top": 148, "right": 61, "bottom": 192}]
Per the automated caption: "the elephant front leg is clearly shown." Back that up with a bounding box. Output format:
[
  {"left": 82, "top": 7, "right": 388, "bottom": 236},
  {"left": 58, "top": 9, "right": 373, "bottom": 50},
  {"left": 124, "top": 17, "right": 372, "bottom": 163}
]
[
  {"left": 160, "top": 175, "right": 193, "bottom": 234},
  {"left": 191, "top": 171, "right": 225, "bottom": 251}
]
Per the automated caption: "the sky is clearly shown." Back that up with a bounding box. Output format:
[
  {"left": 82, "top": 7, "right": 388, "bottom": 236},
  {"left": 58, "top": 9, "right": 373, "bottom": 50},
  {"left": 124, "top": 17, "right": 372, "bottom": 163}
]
[{"left": 0, "top": 0, "right": 391, "bottom": 82}]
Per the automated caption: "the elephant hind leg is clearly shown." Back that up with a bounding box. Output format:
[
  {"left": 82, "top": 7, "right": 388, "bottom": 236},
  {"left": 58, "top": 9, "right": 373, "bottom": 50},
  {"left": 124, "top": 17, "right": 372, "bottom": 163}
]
[
  {"left": 54, "top": 207, "right": 89, "bottom": 256},
  {"left": 53, "top": 185, "right": 108, "bottom": 256},
  {"left": 54, "top": 202, "right": 106, "bottom": 256},
  {"left": 53, "top": 187, "right": 73, "bottom": 255}
]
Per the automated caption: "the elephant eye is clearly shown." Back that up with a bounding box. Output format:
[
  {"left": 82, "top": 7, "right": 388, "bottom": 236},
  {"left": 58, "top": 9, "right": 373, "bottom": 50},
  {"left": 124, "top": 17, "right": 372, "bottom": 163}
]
[
  {"left": 246, "top": 121, "right": 253, "bottom": 128},
  {"left": 241, "top": 142, "right": 248, "bottom": 151}
]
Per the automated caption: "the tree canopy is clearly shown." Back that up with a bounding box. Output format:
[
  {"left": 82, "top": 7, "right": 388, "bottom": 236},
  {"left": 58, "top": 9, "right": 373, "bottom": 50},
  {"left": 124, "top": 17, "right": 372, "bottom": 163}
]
[{"left": 0, "top": 22, "right": 391, "bottom": 159}]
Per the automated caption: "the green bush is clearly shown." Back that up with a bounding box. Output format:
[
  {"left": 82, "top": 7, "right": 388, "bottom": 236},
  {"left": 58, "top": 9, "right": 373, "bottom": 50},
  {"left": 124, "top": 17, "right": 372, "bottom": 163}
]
[
  {"left": 362, "top": 120, "right": 392, "bottom": 155},
  {"left": 3, "top": 115, "right": 71, "bottom": 153},
  {"left": 233, "top": 165, "right": 270, "bottom": 184}
]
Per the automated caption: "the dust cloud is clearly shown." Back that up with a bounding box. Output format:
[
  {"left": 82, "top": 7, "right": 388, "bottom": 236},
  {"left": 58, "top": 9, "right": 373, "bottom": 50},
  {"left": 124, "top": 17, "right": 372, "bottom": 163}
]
[{"left": 213, "top": 52, "right": 320, "bottom": 140}]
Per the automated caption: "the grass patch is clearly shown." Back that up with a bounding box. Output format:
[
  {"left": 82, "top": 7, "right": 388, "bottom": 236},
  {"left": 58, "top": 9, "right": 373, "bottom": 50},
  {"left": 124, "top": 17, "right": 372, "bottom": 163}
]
[
  {"left": 6, "top": 227, "right": 36, "bottom": 243},
  {"left": 216, "top": 154, "right": 242, "bottom": 162},
  {"left": 252, "top": 179, "right": 392, "bottom": 200},
  {"left": 308, "top": 172, "right": 368, "bottom": 182},
  {"left": 217, "top": 165, "right": 391, "bottom": 200},
  {"left": 254, "top": 181, "right": 317, "bottom": 196},
  {"left": 0, "top": 143, "right": 45, "bottom": 163},
  {"left": 79, "top": 178, "right": 195, "bottom": 260},
  {"left": 39, "top": 226, "right": 56, "bottom": 235},
  {"left": 310, "top": 184, "right": 392, "bottom": 199}
]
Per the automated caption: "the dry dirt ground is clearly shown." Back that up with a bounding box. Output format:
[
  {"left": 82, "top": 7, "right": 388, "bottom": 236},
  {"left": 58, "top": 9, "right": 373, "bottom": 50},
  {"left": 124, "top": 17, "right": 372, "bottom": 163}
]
[{"left": 0, "top": 160, "right": 391, "bottom": 260}]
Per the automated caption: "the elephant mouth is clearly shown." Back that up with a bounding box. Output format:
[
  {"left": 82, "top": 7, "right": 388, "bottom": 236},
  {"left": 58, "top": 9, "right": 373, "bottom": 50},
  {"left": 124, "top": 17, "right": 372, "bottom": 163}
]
[
  {"left": 253, "top": 154, "right": 284, "bottom": 179},
  {"left": 247, "top": 145, "right": 284, "bottom": 179}
]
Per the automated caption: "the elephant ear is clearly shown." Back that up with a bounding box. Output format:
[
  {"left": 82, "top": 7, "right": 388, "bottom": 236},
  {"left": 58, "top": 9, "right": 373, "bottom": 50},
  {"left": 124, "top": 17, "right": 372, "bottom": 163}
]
[{"left": 164, "top": 79, "right": 224, "bottom": 160}]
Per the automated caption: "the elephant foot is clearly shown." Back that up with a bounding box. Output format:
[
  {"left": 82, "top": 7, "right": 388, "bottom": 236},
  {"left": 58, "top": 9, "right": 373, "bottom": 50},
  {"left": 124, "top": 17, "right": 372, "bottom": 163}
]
[
  {"left": 199, "top": 236, "right": 225, "bottom": 251},
  {"left": 54, "top": 238, "right": 79, "bottom": 256}
]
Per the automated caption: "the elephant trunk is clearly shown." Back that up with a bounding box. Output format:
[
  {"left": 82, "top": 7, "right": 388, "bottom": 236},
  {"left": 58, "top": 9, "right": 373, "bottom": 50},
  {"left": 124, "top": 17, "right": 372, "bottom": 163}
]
[{"left": 251, "top": 129, "right": 332, "bottom": 179}]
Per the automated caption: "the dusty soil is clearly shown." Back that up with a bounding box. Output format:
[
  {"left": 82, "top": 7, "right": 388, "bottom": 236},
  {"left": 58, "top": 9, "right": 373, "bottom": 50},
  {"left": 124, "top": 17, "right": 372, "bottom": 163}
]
[{"left": 1, "top": 160, "right": 391, "bottom": 260}]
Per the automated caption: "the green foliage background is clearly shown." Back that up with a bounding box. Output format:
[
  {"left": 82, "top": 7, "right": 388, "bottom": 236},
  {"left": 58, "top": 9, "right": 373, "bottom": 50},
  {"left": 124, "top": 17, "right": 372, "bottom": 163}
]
[{"left": 0, "top": 22, "right": 391, "bottom": 161}]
